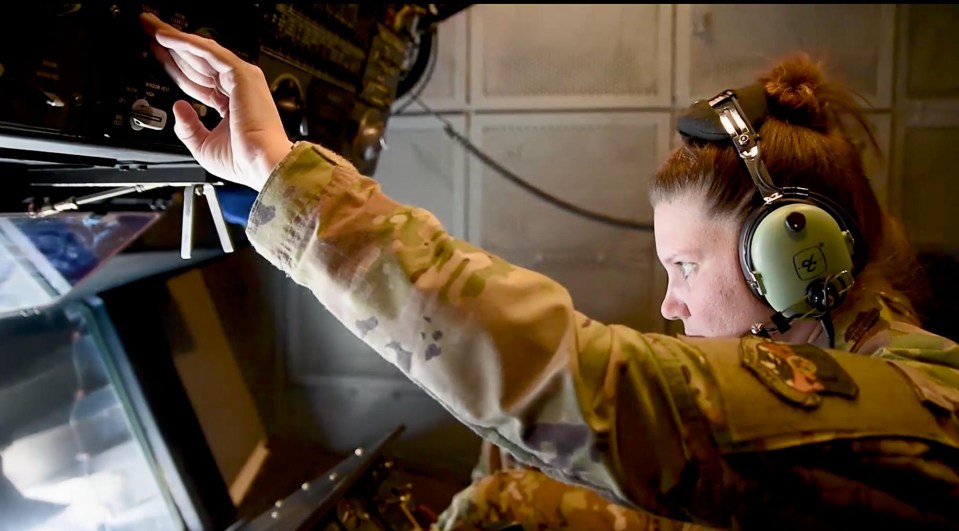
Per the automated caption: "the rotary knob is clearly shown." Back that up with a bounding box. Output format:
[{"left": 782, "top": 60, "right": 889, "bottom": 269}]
[
  {"left": 356, "top": 124, "right": 386, "bottom": 162},
  {"left": 785, "top": 211, "right": 806, "bottom": 232},
  {"left": 270, "top": 75, "right": 307, "bottom": 139},
  {"left": 352, "top": 110, "right": 387, "bottom": 163}
]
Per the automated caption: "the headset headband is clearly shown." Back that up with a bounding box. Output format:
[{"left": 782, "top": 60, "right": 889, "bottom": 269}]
[
  {"left": 707, "top": 90, "right": 779, "bottom": 199},
  {"left": 676, "top": 82, "right": 769, "bottom": 141},
  {"left": 676, "top": 83, "right": 783, "bottom": 197}
]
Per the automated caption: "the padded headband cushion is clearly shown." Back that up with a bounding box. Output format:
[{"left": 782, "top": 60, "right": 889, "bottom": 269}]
[{"left": 676, "top": 82, "right": 769, "bottom": 141}]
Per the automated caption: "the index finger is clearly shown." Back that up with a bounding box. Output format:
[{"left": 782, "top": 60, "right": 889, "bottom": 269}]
[{"left": 139, "top": 12, "right": 239, "bottom": 74}]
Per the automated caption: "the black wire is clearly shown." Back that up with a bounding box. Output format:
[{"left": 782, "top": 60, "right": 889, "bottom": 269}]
[
  {"left": 412, "top": 98, "right": 654, "bottom": 232},
  {"left": 820, "top": 280, "right": 837, "bottom": 348},
  {"left": 394, "top": 27, "right": 439, "bottom": 115}
]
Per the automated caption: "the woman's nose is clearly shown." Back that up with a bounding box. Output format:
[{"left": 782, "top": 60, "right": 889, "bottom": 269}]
[{"left": 661, "top": 290, "right": 690, "bottom": 321}]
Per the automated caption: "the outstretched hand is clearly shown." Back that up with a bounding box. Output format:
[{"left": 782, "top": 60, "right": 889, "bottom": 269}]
[{"left": 139, "top": 12, "right": 293, "bottom": 192}]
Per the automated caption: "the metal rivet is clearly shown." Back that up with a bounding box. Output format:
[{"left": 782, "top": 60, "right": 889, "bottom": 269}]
[
  {"left": 354, "top": 448, "right": 363, "bottom": 456},
  {"left": 274, "top": 500, "right": 283, "bottom": 508},
  {"left": 270, "top": 511, "right": 279, "bottom": 519},
  {"left": 329, "top": 472, "right": 338, "bottom": 481},
  {"left": 301, "top": 482, "right": 310, "bottom": 491}
]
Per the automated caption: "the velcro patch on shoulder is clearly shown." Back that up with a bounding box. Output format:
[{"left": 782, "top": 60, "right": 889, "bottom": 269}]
[
  {"left": 886, "top": 360, "right": 959, "bottom": 418},
  {"left": 740, "top": 335, "right": 860, "bottom": 409}
]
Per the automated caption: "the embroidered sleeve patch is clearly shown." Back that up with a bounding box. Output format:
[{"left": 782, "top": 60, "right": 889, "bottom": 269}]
[{"left": 740, "top": 336, "right": 860, "bottom": 409}]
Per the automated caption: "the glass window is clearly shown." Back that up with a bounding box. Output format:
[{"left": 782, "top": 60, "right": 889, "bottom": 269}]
[{"left": 0, "top": 301, "right": 181, "bottom": 530}]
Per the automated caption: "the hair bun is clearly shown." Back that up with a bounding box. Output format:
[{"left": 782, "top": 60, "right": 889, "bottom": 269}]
[{"left": 761, "top": 53, "right": 829, "bottom": 129}]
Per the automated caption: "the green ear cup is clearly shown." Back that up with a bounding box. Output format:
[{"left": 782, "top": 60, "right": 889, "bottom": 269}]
[{"left": 746, "top": 202, "right": 855, "bottom": 317}]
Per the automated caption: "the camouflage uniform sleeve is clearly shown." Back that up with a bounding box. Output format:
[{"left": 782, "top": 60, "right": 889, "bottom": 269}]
[
  {"left": 434, "top": 468, "right": 703, "bottom": 531},
  {"left": 471, "top": 440, "right": 513, "bottom": 481},
  {"left": 244, "top": 142, "right": 726, "bottom": 525}
]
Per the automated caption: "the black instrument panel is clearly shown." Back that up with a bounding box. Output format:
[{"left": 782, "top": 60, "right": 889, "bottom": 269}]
[{"left": 0, "top": 2, "right": 422, "bottom": 177}]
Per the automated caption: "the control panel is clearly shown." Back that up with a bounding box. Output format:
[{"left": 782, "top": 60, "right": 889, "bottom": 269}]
[
  {"left": 0, "top": 2, "right": 432, "bottom": 259},
  {"left": 0, "top": 2, "right": 427, "bottom": 176}
]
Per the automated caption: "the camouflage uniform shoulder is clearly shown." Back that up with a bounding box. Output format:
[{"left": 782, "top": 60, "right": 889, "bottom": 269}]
[{"left": 679, "top": 334, "right": 959, "bottom": 453}]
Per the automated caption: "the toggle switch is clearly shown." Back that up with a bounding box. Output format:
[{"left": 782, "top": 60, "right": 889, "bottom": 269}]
[{"left": 130, "top": 98, "right": 168, "bottom": 131}]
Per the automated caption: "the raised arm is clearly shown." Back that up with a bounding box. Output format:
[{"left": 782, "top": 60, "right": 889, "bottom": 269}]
[
  {"left": 139, "top": 12, "right": 959, "bottom": 529},
  {"left": 134, "top": 15, "right": 721, "bottom": 521},
  {"left": 245, "top": 140, "right": 725, "bottom": 524}
]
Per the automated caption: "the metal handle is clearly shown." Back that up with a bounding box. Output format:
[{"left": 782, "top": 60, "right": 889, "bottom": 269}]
[
  {"left": 181, "top": 185, "right": 197, "bottom": 259},
  {"left": 181, "top": 184, "right": 235, "bottom": 260},
  {"left": 202, "top": 184, "right": 234, "bottom": 255}
]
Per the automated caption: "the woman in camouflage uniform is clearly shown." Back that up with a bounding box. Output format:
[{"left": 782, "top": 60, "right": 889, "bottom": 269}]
[
  {"left": 434, "top": 54, "right": 937, "bottom": 531},
  {"left": 141, "top": 13, "right": 959, "bottom": 531}
]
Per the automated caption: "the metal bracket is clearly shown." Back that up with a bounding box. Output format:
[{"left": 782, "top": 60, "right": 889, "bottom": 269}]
[
  {"left": 180, "top": 184, "right": 235, "bottom": 259},
  {"left": 30, "top": 181, "right": 235, "bottom": 260},
  {"left": 33, "top": 183, "right": 169, "bottom": 217}
]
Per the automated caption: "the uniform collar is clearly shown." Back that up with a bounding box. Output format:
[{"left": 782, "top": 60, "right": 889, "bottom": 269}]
[{"left": 787, "top": 289, "right": 917, "bottom": 354}]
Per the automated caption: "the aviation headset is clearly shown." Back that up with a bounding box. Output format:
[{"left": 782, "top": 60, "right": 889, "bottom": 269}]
[{"left": 676, "top": 83, "right": 866, "bottom": 337}]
